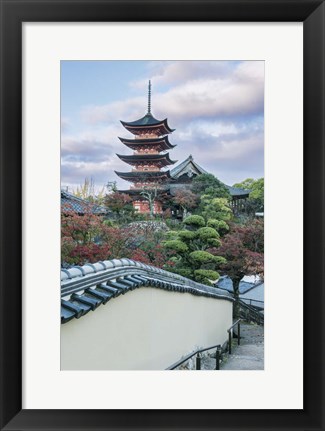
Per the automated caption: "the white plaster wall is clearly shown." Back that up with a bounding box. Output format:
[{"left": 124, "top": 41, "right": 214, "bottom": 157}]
[{"left": 61, "top": 287, "right": 233, "bottom": 370}]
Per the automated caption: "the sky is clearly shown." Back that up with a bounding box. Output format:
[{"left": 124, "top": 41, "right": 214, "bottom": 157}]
[{"left": 61, "top": 60, "right": 264, "bottom": 192}]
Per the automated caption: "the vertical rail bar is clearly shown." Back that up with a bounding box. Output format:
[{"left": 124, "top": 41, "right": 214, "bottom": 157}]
[
  {"left": 228, "top": 331, "right": 232, "bottom": 354},
  {"left": 196, "top": 353, "right": 201, "bottom": 370},
  {"left": 238, "top": 321, "right": 241, "bottom": 345},
  {"left": 216, "top": 347, "right": 220, "bottom": 370}
]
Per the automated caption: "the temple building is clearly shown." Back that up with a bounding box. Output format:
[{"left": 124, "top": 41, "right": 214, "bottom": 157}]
[
  {"left": 115, "top": 81, "right": 177, "bottom": 214},
  {"left": 169, "top": 155, "right": 250, "bottom": 213}
]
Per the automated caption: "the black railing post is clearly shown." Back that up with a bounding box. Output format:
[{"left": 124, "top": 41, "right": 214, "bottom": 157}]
[
  {"left": 228, "top": 331, "right": 232, "bottom": 354},
  {"left": 215, "top": 346, "right": 220, "bottom": 370},
  {"left": 196, "top": 353, "right": 201, "bottom": 370},
  {"left": 238, "top": 321, "right": 241, "bottom": 345}
]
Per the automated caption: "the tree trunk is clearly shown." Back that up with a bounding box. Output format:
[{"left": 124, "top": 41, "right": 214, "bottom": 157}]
[
  {"left": 232, "top": 278, "right": 241, "bottom": 318},
  {"left": 149, "top": 198, "right": 154, "bottom": 218}
]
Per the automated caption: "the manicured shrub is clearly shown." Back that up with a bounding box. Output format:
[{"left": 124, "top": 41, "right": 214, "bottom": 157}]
[
  {"left": 207, "top": 238, "right": 221, "bottom": 247},
  {"left": 178, "top": 230, "right": 197, "bottom": 241},
  {"left": 183, "top": 215, "right": 205, "bottom": 227},
  {"left": 213, "top": 256, "right": 227, "bottom": 265},
  {"left": 168, "top": 267, "right": 193, "bottom": 279},
  {"left": 207, "top": 219, "right": 229, "bottom": 233},
  {"left": 196, "top": 227, "right": 219, "bottom": 240},
  {"left": 163, "top": 240, "right": 189, "bottom": 253},
  {"left": 189, "top": 250, "right": 217, "bottom": 264},
  {"left": 194, "top": 269, "right": 220, "bottom": 283}
]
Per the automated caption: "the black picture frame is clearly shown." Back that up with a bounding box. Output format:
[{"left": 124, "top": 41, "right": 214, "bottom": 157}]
[{"left": 0, "top": 1, "right": 324, "bottom": 430}]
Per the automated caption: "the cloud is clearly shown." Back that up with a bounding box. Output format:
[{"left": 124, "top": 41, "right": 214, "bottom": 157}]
[
  {"left": 62, "top": 158, "right": 122, "bottom": 184},
  {"left": 81, "top": 97, "right": 146, "bottom": 125},
  {"left": 61, "top": 117, "right": 70, "bottom": 132},
  {"left": 171, "top": 119, "right": 264, "bottom": 178},
  {"left": 61, "top": 124, "right": 129, "bottom": 188},
  {"left": 61, "top": 61, "right": 264, "bottom": 190},
  {"left": 130, "top": 61, "right": 235, "bottom": 89},
  {"left": 61, "top": 124, "right": 123, "bottom": 162},
  {"left": 81, "top": 61, "right": 264, "bottom": 126}
]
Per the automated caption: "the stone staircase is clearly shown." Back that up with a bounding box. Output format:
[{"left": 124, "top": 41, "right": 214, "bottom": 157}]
[{"left": 201, "top": 322, "right": 264, "bottom": 370}]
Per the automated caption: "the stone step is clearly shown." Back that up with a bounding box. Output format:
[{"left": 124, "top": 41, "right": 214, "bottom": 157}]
[{"left": 200, "top": 322, "right": 264, "bottom": 370}]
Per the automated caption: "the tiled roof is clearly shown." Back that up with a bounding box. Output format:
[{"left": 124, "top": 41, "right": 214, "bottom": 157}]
[
  {"left": 120, "top": 114, "right": 175, "bottom": 133},
  {"left": 61, "top": 259, "right": 233, "bottom": 324},
  {"left": 117, "top": 153, "right": 177, "bottom": 166},
  {"left": 61, "top": 190, "right": 108, "bottom": 215},
  {"left": 170, "top": 155, "right": 208, "bottom": 178},
  {"left": 121, "top": 113, "right": 163, "bottom": 127},
  {"left": 217, "top": 275, "right": 263, "bottom": 294},
  {"left": 115, "top": 170, "right": 171, "bottom": 182},
  {"left": 240, "top": 282, "right": 264, "bottom": 308},
  {"left": 225, "top": 185, "right": 250, "bottom": 197},
  {"left": 170, "top": 156, "right": 250, "bottom": 197},
  {"left": 118, "top": 136, "right": 176, "bottom": 150}
]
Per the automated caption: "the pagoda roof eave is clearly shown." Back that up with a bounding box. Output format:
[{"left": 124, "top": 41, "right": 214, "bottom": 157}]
[
  {"left": 115, "top": 170, "right": 171, "bottom": 182},
  {"left": 116, "top": 153, "right": 177, "bottom": 165},
  {"left": 120, "top": 117, "right": 175, "bottom": 134},
  {"left": 118, "top": 187, "right": 169, "bottom": 195},
  {"left": 118, "top": 136, "right": 176, "bottom": 149}
]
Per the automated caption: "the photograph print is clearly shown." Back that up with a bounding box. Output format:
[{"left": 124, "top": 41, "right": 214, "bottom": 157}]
[{"left": 60, "top": 60, "right": 264, "bottom": 370}]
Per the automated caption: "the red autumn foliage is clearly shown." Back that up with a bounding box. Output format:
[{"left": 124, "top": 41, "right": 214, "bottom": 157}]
[
  {"left": 218, "top": 219, "right": 264, "bottom": 296},
  {"left": 61, "top": 209, "right": 130, "bottom": 265},
  {"left": 104, "top": 192, "right": 132, "bottom": 213},
  {"left": 129, "top": 244, "right": 175, "bottom": 268},
  {"left": 61, "top": 208, "right": 174, "bottom": 268},
  {"left": 172, "top": 189, "right": 199, "bottom": 211}
]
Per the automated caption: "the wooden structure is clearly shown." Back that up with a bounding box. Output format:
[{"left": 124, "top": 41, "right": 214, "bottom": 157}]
[
  {"left": 115, "top": 81, "right": 176, "bottom": 214},
  {"left": 169, "top": 155, "right": 250, "bottom": 211},
  {"left": 115, "top": 84, "right": 250, "bottom": 215}
]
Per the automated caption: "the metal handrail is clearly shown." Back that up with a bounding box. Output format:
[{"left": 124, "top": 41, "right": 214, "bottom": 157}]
[
  {"left": 241, "top": 298, "right": 264, "bottom": 305},
  {"left": 227, "top": 319, "right": 241, "bottom": 332},
  {"left": 227, "top": 319, "right": 241, "bottom": 354},
  {"left": 237, "top": 299, "right": 264, "bottom": 324},
  {"left": 166, "top": 343, "right": 222, "bottom": 370}
]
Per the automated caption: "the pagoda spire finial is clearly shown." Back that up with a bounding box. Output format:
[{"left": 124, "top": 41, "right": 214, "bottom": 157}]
[{"left": 147, "top": 80, "right": 151, "bottom": 114}]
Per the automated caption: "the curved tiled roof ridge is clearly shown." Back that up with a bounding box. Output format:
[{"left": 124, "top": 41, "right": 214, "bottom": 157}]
[
  {"left": 61, "top": 190, "right": 108, "bottom": 215},
  {"left": 61, "top": 258, "right": 233, "bottom": 324}
]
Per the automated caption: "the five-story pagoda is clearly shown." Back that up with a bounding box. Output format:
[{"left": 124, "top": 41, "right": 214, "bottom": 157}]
[{"left": 115, "top": 81, "right": 176, "bottom": 214}]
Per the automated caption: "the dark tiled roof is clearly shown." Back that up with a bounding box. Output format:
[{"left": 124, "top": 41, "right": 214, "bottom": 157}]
[
  {"left": 61, "top": 190, "right": 108, "bottom": 215},
  {"left": 117, "top": 153, "right": 177, "bottom": 166},
  {"left": 170, "top": 156, "right": 250, "bottom": 198},
  {"left": 118, "top": 136, "right": 176, "bottom": 150},
  {"left": 121, "top": 113, "right": 162, "bottom": 126},
  {"left": 61, "top": 259, "right": 234, "bottom": 324},
  {"left": 216, "top": 275, "right": 263, "bottom": 295},
  {"left": 121, "top": 114, "right": 175, "bottom": 133},
  {"left": 225, "top": 185, "right": 250, "bottom": 197},
  {"left": 115, "top": 170, "right": 171, "bottom": 182},
  {"left": 240, "top": 283, "right": 264, "bottom": 309},
  {"left": 170, "top": 155, "right": 208, "bottom": 178}
]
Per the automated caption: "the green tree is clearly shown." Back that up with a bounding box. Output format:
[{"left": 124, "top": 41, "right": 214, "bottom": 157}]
[
  {"left": 74, "top": 177, "right": 106, "bottom": 204},
  {"left": 200, "top": 196, "right": 233, "bottom": 222},
  {"left": 163, "top": 215, "right": 227, "bottom": 285},
  {"left": 233, "top": 178, "right": 264, "bottom": 214},
  {"left": 104, "top": 192, "right": 135, "bottom": 223},
  {"left": 171, "top": 189, "right": 199, "bottom": 219},
  {"left": 192, "top": 173, "right": 230, "bottom": 199},
  {"left": 218, "top": 219, "right": 264, "bottom": 315}
]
